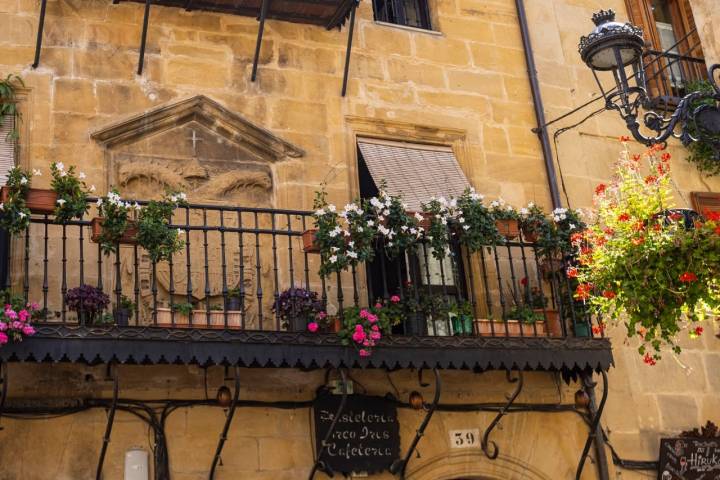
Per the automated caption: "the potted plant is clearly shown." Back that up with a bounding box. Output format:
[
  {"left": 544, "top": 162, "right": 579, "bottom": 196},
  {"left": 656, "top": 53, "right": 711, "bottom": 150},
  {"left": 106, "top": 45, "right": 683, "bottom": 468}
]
[
  {"left": 368, "top": 185, "right": 424, "bottom": 259},
  {"left": 156, "top": 302, "right": 193, "bottom": 326},
  {"left": 50, "top": 162, "right": 92, "bottom": 223},
  {"left": 337, "top": 304, "right": 391, "bottom": 357},
  {"left": 519, "top": 202, "right": 550, "bottom": 243},
  {"left": 503, "top": 304, "right": 546, "bottom": 336},
  {"left": 272, "top": 287, "right": 323, "bottom": 331},
  {"left": 114, "top": 295, "right": 135, "bottom": 326},
  {"left": 136, "top": 191, "right": 187, "bottom": 263},
  {"left": 0, "top": 290, "right": 38, "bottom": 346},
  {"left": 448, "top": 299, "right": 474, "bottom": 336},
  {"left": 0, "top": 167, "right": 40, "bottom": 233},
  {"left": 226, "top": 287, "right": 242, "bottom": 311},
  {"left": 489, "top": 199, "right": 520, "bottom": 240},
  {"left": 525, "top": 281, "right": 562, "bottom": 337},
  {"left": 91, "top": 189, "right": 141, "bottom": 254},
  {"left": 65, "top": 284, "right": 110, "bottom": 325},
  {"left": 421, "top": 197, "right": 456, "bottom": 260},
  {"left": 456, "top": 187, "right": 499, "bottom": 252},
  {"left": 576, "top": 143, "right": 720, "bottom": 362},
  {"left": 537, "top": 207, "right": 586, "bottom": 275}
]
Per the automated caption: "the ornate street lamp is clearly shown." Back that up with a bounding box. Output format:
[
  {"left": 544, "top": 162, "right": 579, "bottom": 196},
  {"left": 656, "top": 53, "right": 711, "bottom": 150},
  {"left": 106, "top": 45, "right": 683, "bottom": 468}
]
[{"left": 578, "top": 9, "right": 720, "bottom": 151}]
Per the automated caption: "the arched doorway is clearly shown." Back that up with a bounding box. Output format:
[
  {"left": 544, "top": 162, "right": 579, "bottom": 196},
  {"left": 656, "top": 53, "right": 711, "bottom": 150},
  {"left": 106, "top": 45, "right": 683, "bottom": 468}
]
[{"left": 406, "top": 451, "right": 553, "bottom": 480}]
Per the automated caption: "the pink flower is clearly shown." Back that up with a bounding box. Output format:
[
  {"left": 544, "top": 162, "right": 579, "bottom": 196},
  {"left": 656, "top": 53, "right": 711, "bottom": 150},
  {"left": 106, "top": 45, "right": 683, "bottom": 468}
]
[
  {"left": 359, "top": 309, "right": 369, "bottom": 319},
  {"left": 367, "top": 314, "right": 378, "bottom": 324},
  {"left": 355, "top": 324, "right": 364, "bottom": 331},
  {"left": 307, "top": 322, "right": 319, "bottom": 333},
  {"left": 5, "top": 309, "right": 17, "bottom": 320},
  {"left": 370, "top": 331, "right": 381, "bottom": 341},
  {"left": 317, "top": 311, "right": 327, "bottom": 320},
  {"left": 375, "top": 302, "right": 383, "bottom": 309},
  {"left": 363, "top": 339, "right": 370, "bottom": 346},
  {"left": 0, "top": 321, "right": 6, "bottom": 331},
  {"left": 18, "top": 309, "right": 29, "bottom": 322},
  {"left": 11, "top": 321, "right": 22, "bottom": 330},
  {"left": 0, "top": 332, "right": 7, "bottom": 344},
  {"left": 21, "top": 324, "right": 35, "bottom": 336},
  {"left": 371, "top": 324, "right": 379, "bottom": 331},
  {"left": 4, "top": 304, "right": 9, "bottom": 310},
  {"left": 28, "top": 302, "right": 39, "bottom": 311},
  {"left": 352, "top": 330, "right": 366, "bottom": 343},
  {"left": 359, "top": 349, "right": 370, "bottom": 357},
  {"left": 390, "top": 295, "right": 400, "bottom": 303}
]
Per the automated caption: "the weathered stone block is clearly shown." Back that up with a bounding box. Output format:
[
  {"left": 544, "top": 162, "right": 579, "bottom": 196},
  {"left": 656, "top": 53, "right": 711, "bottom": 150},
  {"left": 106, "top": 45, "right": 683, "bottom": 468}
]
[
  {"left": 386, "top": 58, "right": 445, "bottom": 87},
  {"left": 657, "top": 395, "right": 700, "bottom": 432},
  {"left": 414, "top": 36, "right": 470, "bottom": 66},
  {"left": 54, "top": 78, "right": 96, "bottom": 114},
  {"left": 362, "top": 24, "right": 412, "bottom": 57},
  {"left": 165, "top": 58, "right": 230, "bottom": 89}
]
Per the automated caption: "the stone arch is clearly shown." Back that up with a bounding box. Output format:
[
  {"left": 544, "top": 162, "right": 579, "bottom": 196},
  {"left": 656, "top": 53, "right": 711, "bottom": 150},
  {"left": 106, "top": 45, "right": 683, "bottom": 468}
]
[{"left": 406, "top": 451, "right": 553, "bottom": 480}]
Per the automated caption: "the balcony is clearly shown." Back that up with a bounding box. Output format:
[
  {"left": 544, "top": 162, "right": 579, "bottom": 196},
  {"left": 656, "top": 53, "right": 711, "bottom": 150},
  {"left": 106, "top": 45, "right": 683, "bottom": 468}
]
[{"left": 0, "top": 198, "right": 612, "bottom": 372}]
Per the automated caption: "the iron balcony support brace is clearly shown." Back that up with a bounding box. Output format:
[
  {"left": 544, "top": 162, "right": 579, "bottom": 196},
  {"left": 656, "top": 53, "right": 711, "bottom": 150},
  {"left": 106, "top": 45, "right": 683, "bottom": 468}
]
[
  {"left": 96, "top": 364, "right": 119, "bottom": 480},
  {"left": 251, "top": 0, "right": 271, "bottom": 82},
  {"left": 481, "top": 369, "right": 524, "bottom": 460},
  {"left": 31, "top": 0, "right": 48, "bottom": 68},
  {"left": 0, "top": 360, "right": 7, "bottom": 428},
  {"left": 390, "top": 368, "right": 442, "bottom": 479},
  {"left": 137, "top": 0, "right": 152, "bottom": 75},
  {"left": 308, "top": 369, "right": 349, "bottom": 480},
  {"left": 576, "top": 371, "right": 609, "bottom": 480},
  {"left": 340, "top": 0, "right": 359, "bottom": 97},
  {"left": 209, "top": 365, "right": 241, "bottom": 480}
]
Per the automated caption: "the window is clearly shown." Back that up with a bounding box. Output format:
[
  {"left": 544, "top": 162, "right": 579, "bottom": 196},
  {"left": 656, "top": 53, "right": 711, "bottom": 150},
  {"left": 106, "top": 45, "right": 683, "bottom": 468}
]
[
  {"left": 372, "top": 0, "right": 432, "bottom": 30},
  {"left": 0, "top": 114, "right": 15, "bottom": 185},
  {"left": 625, "top": 0, "right": 706, "bottom": 102}
]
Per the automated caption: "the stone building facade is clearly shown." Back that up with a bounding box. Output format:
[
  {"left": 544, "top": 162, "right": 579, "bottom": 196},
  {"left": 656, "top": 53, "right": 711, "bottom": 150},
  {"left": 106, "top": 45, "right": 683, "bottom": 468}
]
[{"left": 0, "top": 0, "right": 718, "bottom": 479}]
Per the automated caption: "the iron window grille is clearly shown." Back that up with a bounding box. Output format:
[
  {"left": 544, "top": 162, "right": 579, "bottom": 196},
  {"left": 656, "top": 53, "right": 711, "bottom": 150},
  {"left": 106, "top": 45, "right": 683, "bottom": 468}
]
[{"left": 372, "top": 0, "right": 432, "bottom": 30}]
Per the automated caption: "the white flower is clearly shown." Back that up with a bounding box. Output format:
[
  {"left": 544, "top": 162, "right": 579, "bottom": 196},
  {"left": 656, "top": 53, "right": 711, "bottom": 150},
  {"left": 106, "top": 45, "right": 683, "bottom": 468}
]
[
  {"left": 470, "top": 192, "right": 482, "bottom": 201},
  {"left": 314, "top": 208, "right": 325, "bottom": 216},
  {"left": 178, "top": 192, "right": 187, "bottom": 201},
  {"left": 528, "top": 202, "right": 535, "bottom": 208},
  {"left": 19, "top": 177, "right": 28, "bottom": 185},
  {"left": 402, "top": 202, "right": 408, "bottom": 210},
  {"left": 367, "top": 220, "right": 374, "bottom": 227},
  {"left": 458, "top": 217, "right": 465, "bottom": 223},
  {"left": 414, "top": 212, "right": 423, "bottom": 222},
  {"left": 347, "top": 251, "right": 358, "bottom": 259},
  {"left": 382, "top": 209, "right": 390, "bottom": 216},
  {"left": 409, "top": 228, "right": 417, "bottom": 235},
  {"left": 441, "top": 217, "right": 447, "bottom": 225},
  {"left": 401, "top": 225, "right": 408, "bottom": 232},
  {"left": 357, "top": 226, "right": 363, "bottom": 232},
  {"left": 329, "top": 255, "right": 338, "bottom": 263},
  {"left": 331, "top": 247, "right": 339, "bottom": 252},
  {"left": 17, "top": 211, "right": 25, "bottom": 218},
  {"left": 0, "top": 203, "right": 4, "bottom": 211},
  {"left": 370, "top": 197, "right": 383, "bottom": 209},
  {"left": 89, "top": 185, "right": 96, "bottom": 192},
  {"left": 96, "top": 198, "right": 103, "bottom": 207},
  {"left": 342, "top": 229, "right": 350, "bottom": 237},
  {"left": 327, "top": 204, "right": 336, "bottom": 212},
  {"left": 56, "top": 162, "right": 65, "bottom": 171},
  {"left": 569, "top": 223, "right": 576, "bottom": 230},
  {"left": 520, "top": 208, "right": 529, "bottom": 216},
  {"left": 378, "top": 225, "right": 390, "bottom": 236},
  {"left": 328, "top": 227, "right": 340, "bottom": 238},
  {"left": 449, "top": 198, "right": 457, "bottom": 208},
  {"left": 78, "top": 172, "right": 86, "bottom": 179},
  {"left": 177, "top": 228, "right": 184, "bottom": 235},
  {"left": 339, "top": 210, "right": 348, "bottom": 219},
  {"left": 56, "top": 199, "right": 66, "bottom": 206},
  {"left": 387, "top": 241, "right": 393, "bottom": 247},
  {"left": 348, "top": 241, "right": 355, "bottom": 247},
  {"left": 490, "top": 200, "right": 500, "bottom": 208},
  {"left": 32, "top": 169, "right": 42, "bottom": 176},
  {"left": 506, "top": 205, "right": 514, "bottom": 212},
  {"left": 59, "top": 171, "right": 67, "bottom": 178},
  {"left": 463, "top": 225, "right": 470, "bottom": 231}
]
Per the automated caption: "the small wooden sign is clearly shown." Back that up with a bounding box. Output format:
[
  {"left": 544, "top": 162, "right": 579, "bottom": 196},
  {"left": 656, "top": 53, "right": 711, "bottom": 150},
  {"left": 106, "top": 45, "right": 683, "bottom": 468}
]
[
  {"left": 313, "top": 393, "right": 400, "bottom": 475},
  {"left": 658, "top": 437, "right": 720, "bottom": 479}
]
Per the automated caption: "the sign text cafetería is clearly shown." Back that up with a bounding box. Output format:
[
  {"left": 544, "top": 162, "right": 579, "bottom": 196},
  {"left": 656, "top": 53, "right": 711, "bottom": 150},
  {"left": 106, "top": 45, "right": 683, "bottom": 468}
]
[{"left": 313, "top": 393, "right": 400, "bottom": 475}]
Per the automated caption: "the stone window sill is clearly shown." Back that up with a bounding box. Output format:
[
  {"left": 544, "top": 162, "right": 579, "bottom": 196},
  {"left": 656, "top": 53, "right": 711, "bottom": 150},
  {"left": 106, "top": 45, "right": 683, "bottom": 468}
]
[{"left": 373, "top": 20, "right": 443, "bottom": 36}]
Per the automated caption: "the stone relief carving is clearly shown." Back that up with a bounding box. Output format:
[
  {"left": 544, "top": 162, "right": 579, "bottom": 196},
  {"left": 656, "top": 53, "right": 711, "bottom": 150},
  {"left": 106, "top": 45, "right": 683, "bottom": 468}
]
[{"left": 92, "top": 96, "right": 304, "bottom": 328}]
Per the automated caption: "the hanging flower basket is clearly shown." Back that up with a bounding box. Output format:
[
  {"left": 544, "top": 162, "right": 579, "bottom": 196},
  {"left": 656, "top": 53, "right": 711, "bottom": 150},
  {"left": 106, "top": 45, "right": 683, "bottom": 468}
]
[
  {"left": 302, "top": 229, "right": 320, "bottom": 253},
  {"left": 90, "top": 217, "right": 138, "bottom": 245},
  {"left": 495, "top": 218, "right": 520, "bottom": 240},
  {"left": 0, "top": 187, "right": 57, "bottom": 215}
]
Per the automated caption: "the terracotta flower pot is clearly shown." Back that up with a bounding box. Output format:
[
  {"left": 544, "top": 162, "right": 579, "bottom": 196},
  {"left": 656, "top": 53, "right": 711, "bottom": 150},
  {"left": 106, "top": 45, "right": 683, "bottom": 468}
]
[
  {"left": 521, "top": 224, "right": 541, "bottom": 243},
  {"left": 533, "top": 309, "right": 562, "bottom": 336},
  {"left": 0, "top": 187, "right": 57, "bottom": 215},
  {"left": 302, "top": 229, "right": 320, "bottom": 253},
  {"left": 495, "top": 218, "right": 520, "bottom": 240},
  {"left": 474, "top": 319, "right": 546, "bottom": 337},
  {"left": 155, "top": 307, "right": 189, "bottom": 327},
  {"left": 90, "top": 218, "right": 138, "bottom": 245}
]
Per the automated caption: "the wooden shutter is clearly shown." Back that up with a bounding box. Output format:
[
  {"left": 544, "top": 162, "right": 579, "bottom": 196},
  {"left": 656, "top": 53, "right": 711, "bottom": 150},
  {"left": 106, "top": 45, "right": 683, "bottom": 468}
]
[
  {"left": 624, "top": 0, "right": 663, "bottom": 98},
  {"left": 669, "top": 0, "right": 704, "bottom": 59},
  {"left": 0, "top": 115, "right": 15, "bottom": 186},
  {"left": 691, "top": 192, "right": 720, "bottom": 215}
]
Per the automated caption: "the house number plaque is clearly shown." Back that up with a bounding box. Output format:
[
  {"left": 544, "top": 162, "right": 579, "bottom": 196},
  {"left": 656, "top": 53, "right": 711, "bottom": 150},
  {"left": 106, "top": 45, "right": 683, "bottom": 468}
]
[
  {"left": 313, "top": 393, "right": 400, "bottom": 475},
  {"left": 658, "top": 437, "right": 720, "bottom": 480}
]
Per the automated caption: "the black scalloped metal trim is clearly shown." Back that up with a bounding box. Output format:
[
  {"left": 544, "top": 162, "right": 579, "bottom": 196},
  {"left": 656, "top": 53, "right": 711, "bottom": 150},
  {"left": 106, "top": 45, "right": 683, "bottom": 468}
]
[{"left": 0, "top": 327, "right": 613, "bottom": 372}]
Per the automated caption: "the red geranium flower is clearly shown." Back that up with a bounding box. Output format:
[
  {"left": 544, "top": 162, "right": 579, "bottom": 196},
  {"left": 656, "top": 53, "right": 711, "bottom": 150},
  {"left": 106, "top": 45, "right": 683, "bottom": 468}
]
[
  {"left": 644, "top": 175, "right": 657, "bottom": 184},
  {"left": 679, "top": 272, "right": 698, "bottom": 283},
  {"left": 520, "top": 277, "right": 528, "bottom": 286},
  {"left": 592, "top": 324, "right": 605, "bottom": 335},
  {"left": 694, "top": 326, "right": 703, "bottom": 336},
  {"left": 661, "top": 152, "right": 671, "bottom": 161},
  {"left": 705, "top": 211, "right": 720, "bottom": 222},
  {"left": 570, "top": 232, "right": 584, "bottom": 245},
  {"left": 575, "top": 283, "right": 593, "bottom": 300},
  {"left": 652, "top": 223, "right": 662, "bottom": 232},
  {"left": 631, "top": 236, "right": 645, "bottom": 246},
  {"left": 619, "top": 135, "right": 630, "bottom": 142},
  {"left": 602, "top": 290, "right": 616, "bottom": 299},
  {"left": 643, "top": 353, "right": 657, "bottom": 366},
  {"left": 566, "top": 267, "right": 578, "bottom": 279},
  {"left": 618, "top": 213, "right": 630, "bottom": 222},
  {"left": 715, "top": 226, "right": 720, "bottom": 235},
  {"left": 603, "top": 227, "right": 615, "bottom": 236},
  {"left": 595, "top": 183, "right": 607, "bottom": 196}
]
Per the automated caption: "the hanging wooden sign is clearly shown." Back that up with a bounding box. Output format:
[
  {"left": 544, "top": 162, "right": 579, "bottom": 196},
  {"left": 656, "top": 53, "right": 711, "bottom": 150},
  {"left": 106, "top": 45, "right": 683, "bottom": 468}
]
[
  {"left": 658, "top": 437, "right": 720, "bottom": 480},
  {"left": 313, "top": 393, "right": 400, "bottom": 475}
]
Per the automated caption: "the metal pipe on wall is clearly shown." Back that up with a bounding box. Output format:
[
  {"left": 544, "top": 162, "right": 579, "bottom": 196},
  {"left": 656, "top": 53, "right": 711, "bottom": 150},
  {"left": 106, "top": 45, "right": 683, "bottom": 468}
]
[{"left": 514, "top": 0, "right": 562, "bottom": 209}]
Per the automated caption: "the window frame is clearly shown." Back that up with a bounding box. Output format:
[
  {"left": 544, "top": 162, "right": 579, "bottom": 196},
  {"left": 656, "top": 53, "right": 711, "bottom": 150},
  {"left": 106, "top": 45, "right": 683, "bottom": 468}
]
[{"left": 371, "top": 0, "right": 433, "bottom": 31}]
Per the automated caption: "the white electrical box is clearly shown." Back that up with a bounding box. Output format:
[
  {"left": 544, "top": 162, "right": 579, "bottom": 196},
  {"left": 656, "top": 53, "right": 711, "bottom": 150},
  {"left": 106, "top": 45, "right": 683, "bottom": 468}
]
[{"left": 124, "top": 448, "right": 149, "bottom": 480}]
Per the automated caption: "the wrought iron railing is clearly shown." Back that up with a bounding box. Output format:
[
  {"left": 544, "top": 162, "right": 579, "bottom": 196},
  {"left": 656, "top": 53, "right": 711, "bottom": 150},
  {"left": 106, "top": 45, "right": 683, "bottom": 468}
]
[
  {"left": 1, "top": 198, "right": 599, "bottom": 340},
  {"left": 644, "top": 49, "right": 707, "bottom": 105}
]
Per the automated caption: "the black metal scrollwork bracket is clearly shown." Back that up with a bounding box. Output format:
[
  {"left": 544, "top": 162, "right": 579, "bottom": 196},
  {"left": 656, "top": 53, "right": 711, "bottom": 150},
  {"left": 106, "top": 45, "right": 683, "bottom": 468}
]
[
  {"left": 481, "top": 369, "right": 524, "bottom": 460},
  {"left": 575, "top": 371, "right": 609, "bottom": 480},
  {"left": 390, "top": 368, "right": 442, "bottom": 479},
  {"left": 96, "top": 363, "right": 119, "bottom": 480},
  {"left": 308, "top": 368, "right": 349, "bottom": 480},
  {"left": 209, "top": 365, "right": 241, "bottom": 480}
]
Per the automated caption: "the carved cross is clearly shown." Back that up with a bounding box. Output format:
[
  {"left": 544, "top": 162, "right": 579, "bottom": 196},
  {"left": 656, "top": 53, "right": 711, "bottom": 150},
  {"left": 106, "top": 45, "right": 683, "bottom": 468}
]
[{"left": 188, "top": 129, "right": 202, "bottom": 156}]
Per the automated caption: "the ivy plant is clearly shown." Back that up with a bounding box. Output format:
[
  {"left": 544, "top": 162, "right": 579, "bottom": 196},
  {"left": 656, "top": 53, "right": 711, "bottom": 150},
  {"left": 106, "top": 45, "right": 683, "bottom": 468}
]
[{"left": 136, "top": 191, "right": 187, "bottom": 263}]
